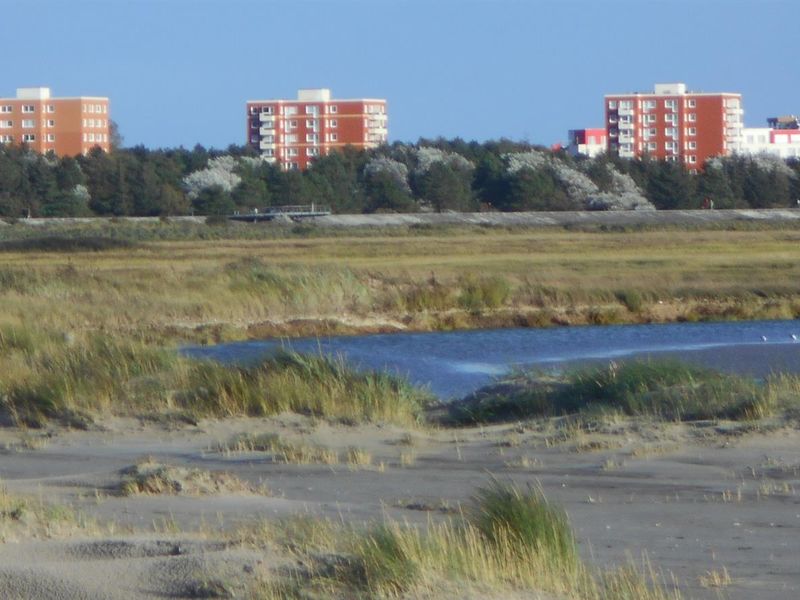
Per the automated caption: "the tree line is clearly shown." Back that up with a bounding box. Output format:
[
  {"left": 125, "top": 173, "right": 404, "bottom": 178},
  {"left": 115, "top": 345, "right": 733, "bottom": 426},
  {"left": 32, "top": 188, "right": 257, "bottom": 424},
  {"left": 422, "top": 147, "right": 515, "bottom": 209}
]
[{"left": 0, "top": 139, "right": 798, "bottom": 218}]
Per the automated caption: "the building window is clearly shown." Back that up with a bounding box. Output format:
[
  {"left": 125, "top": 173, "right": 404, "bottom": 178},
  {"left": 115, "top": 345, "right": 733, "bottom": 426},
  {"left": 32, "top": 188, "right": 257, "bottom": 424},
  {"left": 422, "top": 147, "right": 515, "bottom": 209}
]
[
  {"left": 725, "top": 98, "right": 740, "bottom": 108},
  {"left": 21, "top": 119, "right": 34, "bottom": 128},
  {"left": 0, "top": 106, "right": 11, "bottom": 113},
  {"left": 687, "top": 113, "right": 697, "bottom": 122},
  {"left": 287, "top": 148, "right": 299, "bottom": 157},
  {"left": 287, "top": 120, "right": 297, "bottom": 129},
  {"left": 643, "top": 100, "right": 656, "bottom": 110},
  {"left": 665, "top": 127, "right": 676, "bottom": 137},
  {"left": 22, "top": 134, "right": 36, "bottom": 142},
  {"left": 647, "top": 142, "right": 657, "bottom": 151},
  {"left": 46, "top": 133, "right": 55, "bottom": 142},
  {"left": 687, "top": 127, "right": 697, "bottom": 136},
  {"left": 284, "top": 106, "right": 298, "bottom": 116},
  {"left": 262, "top": 120, "right": 274, "bottom": 129},
  {"left": 88, "top": 104, "right": 95, "bottom": 113},
  {"left": 330, "top": 133, "right": 338, "bottom": 142},
  {"left": 687, "top": 155, "right": 697, "bottom": 164},
  {"left": 0, "top": 135, "right": 12, "bottom": 143},
  {"left": 306, "top": 133, "right": 318, "bottom": 143},
  {"left": 687, "top": 99, "right": 696, "bottom": 108},
  {"left": 664, "top": 99, "right": 677, "bottom": 110},
  {"left": 688, "top": 141, "right": 697, "bottom": 150},
  {"left": 608, "top": 100, "right": 618, "bottom": 109},
  {"left": 289, "top": 162, "right": 299, "bottom": 170},
  {"left": 305, "top": 105, "right": 319, "bottom": 115},
  {"left": 261, "top": 106, "right": 273, "bottom": 114},
  {"left": 22, "top": 105, "right": 35, "bottom": 113},
  {"left": 307, "top": 147, "right": 320, "bottom": 157},
  {"left": 46, "top": 119, "right": 55, "bottom": 127},
  {"left": 646, "top": 114, "right": 656, "bottom": 123},
  {"left": 263, "top": 149, "right": 274, "bottom": 157},
  {"left": 95, "top": 104, "right": 102, "bottom": 112},
  {"left": 329, "top": 119, "right": 338, "bottom": 128},
  {"left": 46, "top": 105, "right": 55, "bottom": 113},
  {"left": 102, "top": 105, "right": 107, "bottom": 114},
  {"left": 665, "top": 113, "right": 677, "bottom": 124},
  {"left": 620, "top": 100, "right": 632, "bottom": 109},
  {"left": 306, "top": 119, "right": 317, "bottom": 128},
  {"left": 284, "top": 134, "right": 298, "bottom": 143},
  {"left": 0, "top": 120, "right": 11, "bottom": 129},
  {"left": 329, "top": 105, "right": 338, "bottom": 114},
  {"left": 262, "top": 135, "right": 274, "bottom": 143}
]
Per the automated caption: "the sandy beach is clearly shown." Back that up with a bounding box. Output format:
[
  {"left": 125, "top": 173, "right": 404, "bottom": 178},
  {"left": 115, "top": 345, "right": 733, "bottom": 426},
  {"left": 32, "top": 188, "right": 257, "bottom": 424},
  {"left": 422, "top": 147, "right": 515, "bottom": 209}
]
[{"left": 1, "top": 411, "right": 799, "bottom": 599}]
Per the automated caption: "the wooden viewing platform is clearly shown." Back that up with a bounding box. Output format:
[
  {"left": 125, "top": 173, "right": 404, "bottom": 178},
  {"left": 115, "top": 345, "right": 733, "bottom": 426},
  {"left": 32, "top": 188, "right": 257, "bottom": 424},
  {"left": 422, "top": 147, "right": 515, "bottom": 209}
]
[{"left": 229, "top": 204, "right": 332, "bottom": 222}]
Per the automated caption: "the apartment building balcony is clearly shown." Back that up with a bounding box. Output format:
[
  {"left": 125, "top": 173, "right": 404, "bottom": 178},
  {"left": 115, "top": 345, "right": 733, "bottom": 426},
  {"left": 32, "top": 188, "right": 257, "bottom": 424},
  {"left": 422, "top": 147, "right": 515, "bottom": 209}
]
[
  {"left": 259, "top": 112, "right": 275, "bottom": 122},
  {"left": 259, "top": 140, "right": 276, "bottom": 151},
  {"left": 618, "top": 134, "right": 634, "bottom": 144},
  {"left": 259, "top": 126, "right": 275, "bottom": 135},
  {"left": 618, "top": 107, "right": 634, "bottom": 117}
]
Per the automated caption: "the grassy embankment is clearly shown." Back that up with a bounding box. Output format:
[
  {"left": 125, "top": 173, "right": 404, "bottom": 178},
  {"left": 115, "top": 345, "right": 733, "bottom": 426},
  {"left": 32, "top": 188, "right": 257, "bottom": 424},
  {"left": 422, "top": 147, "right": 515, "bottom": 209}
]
[
  {"left": 442, "top": 359, "right": 800, "bottom": 426},
  {"left": 3, "top": 220, "right": 800, "bottom": 426}
]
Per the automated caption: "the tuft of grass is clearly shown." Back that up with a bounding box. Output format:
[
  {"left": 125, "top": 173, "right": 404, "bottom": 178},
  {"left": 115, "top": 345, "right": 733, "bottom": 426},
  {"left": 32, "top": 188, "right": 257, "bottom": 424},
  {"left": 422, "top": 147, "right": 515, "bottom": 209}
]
[
  {"left": 219, "top": 433, "right": 338, "bottom": 465},
  {"left": 470, "top": 479, "right": 578, "bottom": 571}
]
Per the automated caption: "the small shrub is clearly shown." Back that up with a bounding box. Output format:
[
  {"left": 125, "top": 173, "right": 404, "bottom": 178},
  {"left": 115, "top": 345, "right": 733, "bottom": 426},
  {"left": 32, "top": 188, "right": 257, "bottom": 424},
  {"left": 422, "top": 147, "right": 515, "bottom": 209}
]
[
  {"left": 458, "top": 275, "right": 511, "bottom": 312},
  {"left": 615, "top": 289, "right": 644, "bottom": 313}
]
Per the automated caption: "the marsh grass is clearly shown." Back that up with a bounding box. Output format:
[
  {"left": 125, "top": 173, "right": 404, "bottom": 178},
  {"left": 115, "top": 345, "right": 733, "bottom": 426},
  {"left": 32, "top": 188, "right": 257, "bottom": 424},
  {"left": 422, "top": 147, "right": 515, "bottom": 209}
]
[
  {"left": 0, "top": 328, "right": 432, "bottom": 428},
  {"left": 178, "top": 351, "right": 434, "bottom": 426},
  {"left": 443, "top": 359, "right": 800, "bottom": 425}
]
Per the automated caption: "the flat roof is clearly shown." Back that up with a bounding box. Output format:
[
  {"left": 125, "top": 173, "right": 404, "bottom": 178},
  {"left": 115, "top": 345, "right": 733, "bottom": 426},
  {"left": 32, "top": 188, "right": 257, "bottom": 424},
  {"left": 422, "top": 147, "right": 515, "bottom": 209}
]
[
  {"left": 0, "top": 96, "right": 109, "bottom": 101},
  {"left": 604, "top": 91, "right": 740, "bottom": 98},
  {"left": 246, "top": 98, "right": 386, "bottom": 104}
]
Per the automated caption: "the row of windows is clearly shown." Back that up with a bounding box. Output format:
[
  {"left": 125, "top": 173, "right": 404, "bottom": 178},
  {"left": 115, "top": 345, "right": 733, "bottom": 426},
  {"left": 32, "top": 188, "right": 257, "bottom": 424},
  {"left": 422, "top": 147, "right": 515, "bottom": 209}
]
[
  {"left": 250, "top": 104, "right": 341, "bottom": 116},
  {"left": 1, "top": 119, "right": 103, "bottom": 129},
  {"left": 83, "top": 133, "right": 108, "bottom": 142},
  {"left": 609, "top": 98, "right": 700, "bottom": 110},
  {"left": 614, "top": 113, "right": 698, "bottom": 125},
  {"left": 260, "top": 119, "right": 339, "bottom": 131},
  {"left": 262, "top": 132, "right": 339, "bottom": 144},
  {"left": 0, "top": 104, "right": 57, "bottom": 113},
  {"left": 612, "top": 126, "right": 699, "bottom": 137},
  {"left": 83, "top": 104, "right": 107, "bottom": 114}
]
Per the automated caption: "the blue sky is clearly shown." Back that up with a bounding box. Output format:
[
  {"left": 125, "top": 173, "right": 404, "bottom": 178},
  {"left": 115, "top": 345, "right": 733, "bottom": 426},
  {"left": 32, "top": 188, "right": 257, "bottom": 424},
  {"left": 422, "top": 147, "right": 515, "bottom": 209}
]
[{"left": 4, "top": 0, "right": 795, "bottom": 149}]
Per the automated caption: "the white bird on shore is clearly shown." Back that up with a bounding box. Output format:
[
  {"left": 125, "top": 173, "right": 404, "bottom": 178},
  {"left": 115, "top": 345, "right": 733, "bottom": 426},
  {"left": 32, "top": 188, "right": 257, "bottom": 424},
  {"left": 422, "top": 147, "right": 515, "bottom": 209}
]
[
  {"left": 761, "top": 335, "right": 768, "bottom": 342},
  {"left": 792, "top": 334, "right": 798, "bottom": 341}
]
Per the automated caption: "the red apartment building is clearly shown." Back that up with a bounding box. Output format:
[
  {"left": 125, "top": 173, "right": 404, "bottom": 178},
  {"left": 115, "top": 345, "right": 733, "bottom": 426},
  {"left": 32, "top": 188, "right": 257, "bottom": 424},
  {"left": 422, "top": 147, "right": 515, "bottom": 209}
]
[
  {"left": 246, "top": 88, "right": 387, "bottom": 170},
  {"left": 0, "top": 87, "right": 110, "bottom": 157},
  {"left": 605, "top": 83, "right": 743, "bottom": 169}
]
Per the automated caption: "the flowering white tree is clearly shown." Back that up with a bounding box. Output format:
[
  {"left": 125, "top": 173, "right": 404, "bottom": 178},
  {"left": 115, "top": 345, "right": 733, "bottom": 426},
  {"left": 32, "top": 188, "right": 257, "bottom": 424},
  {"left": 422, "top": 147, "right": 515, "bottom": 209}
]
[
  {"left": 364, "top": 156, "right": 412, "bottom": 193},
  {"left": 182, "top": 156, "right": 242, "bottom": 200},
  {"left": 414, "top": 147, "right": 474, "bottom": 174}
]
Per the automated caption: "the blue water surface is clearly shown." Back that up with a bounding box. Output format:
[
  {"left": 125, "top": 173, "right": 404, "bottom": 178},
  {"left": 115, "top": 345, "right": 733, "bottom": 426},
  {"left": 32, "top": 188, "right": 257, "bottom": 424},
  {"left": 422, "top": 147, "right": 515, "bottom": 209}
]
[{"left": 182, "top": 320, "right": 800, "bottom": 399}]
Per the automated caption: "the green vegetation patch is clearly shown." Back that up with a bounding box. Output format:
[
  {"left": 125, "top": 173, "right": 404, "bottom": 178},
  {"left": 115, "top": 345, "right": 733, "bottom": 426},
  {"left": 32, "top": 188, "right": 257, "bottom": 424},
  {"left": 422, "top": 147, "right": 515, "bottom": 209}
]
[{"left": 444, "top": 359, "right": 795, "bottom": 425}]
